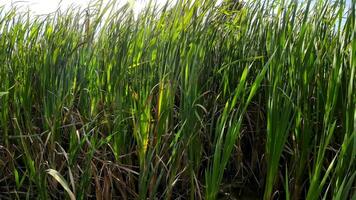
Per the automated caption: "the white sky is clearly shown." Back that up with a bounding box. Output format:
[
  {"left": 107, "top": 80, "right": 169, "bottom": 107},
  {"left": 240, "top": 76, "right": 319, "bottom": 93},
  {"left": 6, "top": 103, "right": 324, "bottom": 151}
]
[
  {"left": 0, "top": 0, "right": 172, "bottom": 16},
  {"left": 0, "top": 0, "right": 352, "bottom": 16}
]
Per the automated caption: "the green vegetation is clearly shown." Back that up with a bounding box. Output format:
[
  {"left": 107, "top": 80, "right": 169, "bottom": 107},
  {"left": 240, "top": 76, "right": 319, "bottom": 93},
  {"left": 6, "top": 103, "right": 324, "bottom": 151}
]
[{"left": 0, "top": 0, "right": 355, "bottom": 199}]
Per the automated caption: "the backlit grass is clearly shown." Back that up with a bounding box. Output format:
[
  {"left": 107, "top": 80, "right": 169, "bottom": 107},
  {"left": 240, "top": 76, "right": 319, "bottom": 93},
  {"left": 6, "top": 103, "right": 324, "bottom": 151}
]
[{"left": 0, "top": 0, "right": 355, "bottom": 199}]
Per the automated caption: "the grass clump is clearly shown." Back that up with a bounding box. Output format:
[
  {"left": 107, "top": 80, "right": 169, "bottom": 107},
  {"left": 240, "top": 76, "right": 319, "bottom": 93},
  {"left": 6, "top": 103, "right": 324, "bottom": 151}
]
[{"left": 0, "top": 0, "right": 355, "bottom": 199}]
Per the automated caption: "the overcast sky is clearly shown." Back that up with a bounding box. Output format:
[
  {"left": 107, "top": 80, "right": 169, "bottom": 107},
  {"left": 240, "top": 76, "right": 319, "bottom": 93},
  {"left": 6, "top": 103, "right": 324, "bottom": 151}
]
[
  {"left": 0, "top": 0, "right": 352, "bottom": 16},
  {"left": 0, "top": 0, "right": 152, "bottom": 15}
]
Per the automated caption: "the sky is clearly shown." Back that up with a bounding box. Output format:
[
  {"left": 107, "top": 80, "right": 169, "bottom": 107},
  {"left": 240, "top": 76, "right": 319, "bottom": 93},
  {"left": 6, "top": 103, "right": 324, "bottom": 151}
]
[
  {"left": 0, "top": 0, "right": 171, "bottom": 16},
  {"left": 0, "top": 0, "right": 353, "bottom": 16}
]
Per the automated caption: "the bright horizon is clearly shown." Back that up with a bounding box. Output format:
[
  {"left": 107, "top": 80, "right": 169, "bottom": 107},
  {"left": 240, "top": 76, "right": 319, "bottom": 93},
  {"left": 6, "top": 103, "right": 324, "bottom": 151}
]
[
  {"left": 0, "top": 0, "right": 174, "bottom": 16},
  {"left": 0, "top": 0, "right": 353, "bottom": 16}
]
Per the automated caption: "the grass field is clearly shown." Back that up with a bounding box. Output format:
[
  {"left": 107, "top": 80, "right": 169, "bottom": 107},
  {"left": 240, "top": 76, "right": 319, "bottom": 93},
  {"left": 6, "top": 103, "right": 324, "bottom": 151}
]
[{"left": 0, "top": 0, "right": 355, "bottom": 199}]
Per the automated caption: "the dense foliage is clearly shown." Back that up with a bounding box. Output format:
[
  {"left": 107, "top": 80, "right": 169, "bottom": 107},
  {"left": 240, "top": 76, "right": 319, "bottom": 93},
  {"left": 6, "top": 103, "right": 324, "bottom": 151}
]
[{"left": 0, "top": 0, "right": 355, "bottom": 199}]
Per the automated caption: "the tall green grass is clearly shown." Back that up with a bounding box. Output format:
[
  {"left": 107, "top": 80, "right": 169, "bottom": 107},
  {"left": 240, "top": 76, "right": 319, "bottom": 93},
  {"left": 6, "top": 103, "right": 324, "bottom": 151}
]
[{"left": 0, "top": 0, "right": 354, "bottom": 199}]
